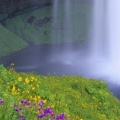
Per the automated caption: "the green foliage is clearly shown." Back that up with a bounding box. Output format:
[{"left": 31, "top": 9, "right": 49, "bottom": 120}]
[
  {"left": 0, "top": 65, "right": 120, "bottom": 120},
  {"left": 0, "top": 24, "right": 28, "bottom": 57}
]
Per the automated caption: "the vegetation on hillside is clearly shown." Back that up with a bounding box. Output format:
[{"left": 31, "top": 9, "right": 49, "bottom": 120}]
[
  {"left": 0, "top": 25, "right": 27, "bottom": 57},
  {"left": 0, "top": 64, "right": 120, "bottom": 120}
]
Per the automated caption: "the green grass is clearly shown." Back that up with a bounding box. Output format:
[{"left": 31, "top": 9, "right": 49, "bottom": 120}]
[
  {"left": 0, "top": 25, "right": 28, "bottom": 57},
  {"left": 2, "top": 6, "right": 53, "bottom": 45},
  {"left": 0, "top": 64, "right": 120, "bottom": 120}
]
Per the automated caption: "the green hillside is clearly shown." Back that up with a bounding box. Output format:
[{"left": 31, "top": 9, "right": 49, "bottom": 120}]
[
  {"left": 0, "top": 65, "right": 120, "bottom": 120},
  {"left": 0, "top": 24, "right": 28, "bottom": 57},
  {"left": 2, "top": 6, "right": 53, "bottom": 45}
]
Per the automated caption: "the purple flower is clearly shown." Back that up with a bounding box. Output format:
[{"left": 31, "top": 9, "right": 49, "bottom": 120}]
[
  {"left": 15, "top": 109, "right": 19, "bottom": 112},
  {"left": 25, "top": 100, "right": 31, "bottom": 106},
  {"left": 20, "top": 100, "right": 25, "bottom": 104},
  {"left": 14, "top": 103, "right": 22, "bottom": 113},
  {"left": 38, "top": 107, "right": 42, "bottom": 111},
  {"left": 19, "top": 114, "right": 25, "bottom": 120},
  {"left": 59, "top": 113, "right": 65, "bottom": 119},
  {"left": 44, "top": 107, "right": 53, "bottom": 114},
  {"left": 20, "top": 100, "right": 31, "bottom": 106},
  {"left": 15, "top": 107, "right": 22, "bottom": 112},
  {"left": 37, "top": 113, "right": 45, "bottom": 119},
  {"left": 54, "top": 113, "right": 65, "bottom": 120},
  {"left": 39, "top": 100, "right": 44, "bottom": 106},
  {"left": 0, "top": 99, "right": 4, "bottom": 105}
]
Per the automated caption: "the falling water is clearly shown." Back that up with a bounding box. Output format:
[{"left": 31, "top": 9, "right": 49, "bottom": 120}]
[
  {"left": 107, "top": 0, "right": 120, "bottom": 80},
  {"left": 52, "top": 0, "right": 72, "bottom": 44},
  {"left": 52, "top": 0, "right": 120, "bottom": 86},
  {"left": 91, "top": 0, "right": 120, "bottom": 85},
  {"left": 91, "top": 0, "right": 106, "bottom": 56},
  {"left": 51, "top": 0, "right": 75, "bottom": 63}
]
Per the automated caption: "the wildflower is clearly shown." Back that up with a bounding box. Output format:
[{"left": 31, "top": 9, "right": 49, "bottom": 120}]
[
  {"left": 44, "top": 107, "right": 53, "bottom": 115},
  {"left": 39, "top": 100, "right": 44, "bottom": 106},
  {"left": 0, "top": 99, "right": 4, "bottom": 105},
  {"left": 12, "top": 85, "right": 16, "bottom": 93},
  {"left": 20, "top": 100, "right": 25, "bottom": 104},
  {"left": 59, "top": 113, "right": 65, "bottom": 119},
  {"left": 25, "top": 77, "right": 29, "bottom": 84},
  {"left": 30, "top": 96, "right": 33, "bottom": 100},
  {"left": 25, "top": 100, "right": 31, "bottom": 106},
  {"left": 38, "top": 107, "right": 42, "bottom": 111},
  {"left": 31, "top": 76, "right": 35, "bottom": 81},
  {"left": 14, "top": 104, "right": 22, "bottom": 112},
  {"left": 18, "top": 77, "right": 22, "bottom": 82},
  {"left": 51, "top": 104, "right": 55, "bottom": 108},
  {"left": 37, "top": 95, "right": 41, "bottom": 100},
  {"left": 32, "top": 87, "right": 35, "bottom": 90},
  {"left": 43, "top": 99, "right": 47, "bottom": 103},
  {"left": 20, "top": 100, "right": 31, "bottom": 106},
  {"left": 33, "top": 96, "right": 38, "bottom": 102},
  {"left": 19, "top": 114, "right": 25, "bottom": 120},
  {"left": 37, "top": 113, "right": 45, "bottom": 119}
]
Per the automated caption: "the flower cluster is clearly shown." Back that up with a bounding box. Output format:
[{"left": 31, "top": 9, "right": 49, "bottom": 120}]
[
  {"left": 0, "top": 98, "right": 4, "bottom": 105},
  {"left": 13, "top": 99, "right": 69, "bottom": 120},
  {"left": 19, "top": 114, "right": 25, "bottom": 120},
  {"left": 38, "top": 107, "right": 66, "bottom": 120},
  {"left": 20, "top": 100, "right": 31, "bottom": 106},
  {"left": 37, "top": 100, "right": 67, "bottom": 120}
]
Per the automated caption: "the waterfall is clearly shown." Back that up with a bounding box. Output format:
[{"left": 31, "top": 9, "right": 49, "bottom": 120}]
[
  {"left": 52, "top": 0, "right": 72, "bottom": 44},
  {"left": 91, "top": 0, "right": 120, "bottom": 84},
  {"left": 107, "top": 0, "right": 120, "bottom": 78},
  {"left": 91, "top": 0, "right": 106, "bottom": 56},
  {"left": 51, "top": 0, "right": 120, "bottom": 85}
]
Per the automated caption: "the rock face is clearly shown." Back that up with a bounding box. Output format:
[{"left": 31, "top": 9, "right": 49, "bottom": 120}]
[
  {"left": 0, "top": 0, "right": 51, "bottom": 14},
  {"left": 0, "top": 0, "right": 92, "bottom": 14},
  {"left": 0, "top": 0, "right": 52, "bottom": 23}
]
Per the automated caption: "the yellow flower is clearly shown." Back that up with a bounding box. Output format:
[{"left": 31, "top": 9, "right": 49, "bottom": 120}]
[
  {"left": 18, "top": 77, "right": 22, "bottom": 82},
  {"left": 33, "top": 97, "right": 38, "bottom": 101},
  {"left": 31, "top": 76, "right": 35, "bottom": 80},
  {"left": 32, "top": 87, "right": 35, "bottom": 90},
  {"left": 12, "top": 85, "right": 16, "bottom": 93},
  {"left": 30, "top": 96, "right": 33, "bottom": 100},
  {"left": 37, "top": 95, "right": 41, "bottom": 100},
  {"left": 17, "top": 88, "right": 20, "bottom": 91},
  {"left": 51, "top": 104, "right": 55, "bottom": 108},
  {"left": 43, "top": 99, "right": 47, "bottom": 103},
  {"left": 25, "top": 77, "right": 29, "bottom": 84}
]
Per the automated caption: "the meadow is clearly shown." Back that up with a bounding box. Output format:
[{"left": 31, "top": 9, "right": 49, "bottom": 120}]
[{"left": 0, "top": 64, "right": 120, "bottom": 120}]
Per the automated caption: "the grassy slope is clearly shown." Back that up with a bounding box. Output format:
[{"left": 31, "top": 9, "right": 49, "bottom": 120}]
[
  {"left": 2, "top": 6, "right": 52, "bottom": 45},
  {"left": 0, "top": 65, "right": 120, "bottom": 120},
  {"left": 0, "top": 24, "right": 28, "bottom": 57}
]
